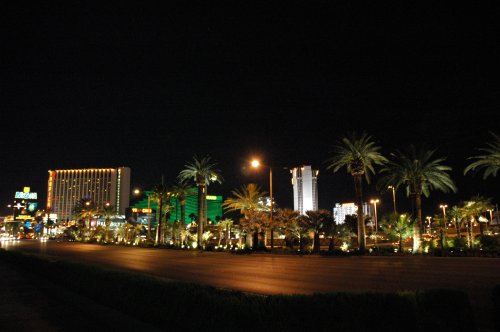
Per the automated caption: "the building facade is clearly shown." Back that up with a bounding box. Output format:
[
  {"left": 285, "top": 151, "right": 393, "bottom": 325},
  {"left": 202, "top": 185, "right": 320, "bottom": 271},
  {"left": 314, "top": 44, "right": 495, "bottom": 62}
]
[
  {"left": 333, "top": 202, "right": 372, "bottom": 224},
  {"left": 291, "top": 165, "right": 319, "bottom": 215},
  {"left": 46, "top": 167, "right": 131, "bottom": 221},
  {"left": 128, "top": 189, "right": 223, "bottom": 226}
]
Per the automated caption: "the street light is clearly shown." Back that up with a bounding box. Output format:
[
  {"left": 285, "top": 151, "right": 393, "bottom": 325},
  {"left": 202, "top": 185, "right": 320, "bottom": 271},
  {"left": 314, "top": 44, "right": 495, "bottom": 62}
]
[
  {"left": 251, "top": 159, "right": 273, "bottom": 249},
  {"left": 440, "top": 204, "right": 448, "bottom": 229},
  {"left": 487, "top": 209, "right": 493, "bottom": 223},
  {"left": 370, "top": 199, "right": 379, "bottom": 245},
  {"left": 426, "top": 216, "right": 432, "bottom": 234},
  {"left": 387, "top": 186, "right": 397, "bottom": 214},
  {"left": 486, "top": 209, "right": 493, "bottom": 233}
]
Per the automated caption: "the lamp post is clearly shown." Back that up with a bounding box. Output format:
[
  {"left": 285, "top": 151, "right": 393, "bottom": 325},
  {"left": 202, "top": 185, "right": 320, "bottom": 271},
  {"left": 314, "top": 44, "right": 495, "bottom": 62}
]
[
  {"left": 440, "top": 204, "right": 448, "bottom": 229},
  {"left": 370, "top": 199, "right": 379, "bottom": 246},
  {"left": 426, "top": 216, "right": 432, "bottom": 234},
  {"left": 251, "top": 159, "right": 273, "bottom": 249},
  {"left": 487, "top": 209, "right": 493, "bottom": 233},
  {"left": 387, "top": 186, "right": 397, "bottom": 214}
]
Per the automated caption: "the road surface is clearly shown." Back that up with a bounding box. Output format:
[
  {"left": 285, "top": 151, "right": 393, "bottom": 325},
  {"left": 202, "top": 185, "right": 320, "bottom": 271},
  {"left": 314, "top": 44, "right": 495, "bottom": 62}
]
[{"left": 2, "top": 240, "right": 499, "bottom": 329}]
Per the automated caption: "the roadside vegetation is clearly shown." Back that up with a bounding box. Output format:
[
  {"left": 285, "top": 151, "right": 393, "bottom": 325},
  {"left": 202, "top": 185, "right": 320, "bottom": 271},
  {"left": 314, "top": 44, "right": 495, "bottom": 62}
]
[{"left": 6, "top": 131, "right": 499, "bottom": 257}]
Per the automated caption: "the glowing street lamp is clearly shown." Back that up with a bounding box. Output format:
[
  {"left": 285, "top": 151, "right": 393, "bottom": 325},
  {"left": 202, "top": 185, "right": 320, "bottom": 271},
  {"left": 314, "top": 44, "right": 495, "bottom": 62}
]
[
  {"left": 440, "top": 204, "right": 448, "bottom": 229},
  {"left": 487, "top": 209, "right": 493, "bottom": 223},
  {"left": 426, "top": 216, "right": 432, "bottom": 234},
  {"left": 387, "top": 186, "right": 397, "bottom": 214},
  {"left": 370, "top": 199, "right": 379, "bottom": 245},
  {"left": 251, "top": 159, "right": 273, "bottom": 248}
]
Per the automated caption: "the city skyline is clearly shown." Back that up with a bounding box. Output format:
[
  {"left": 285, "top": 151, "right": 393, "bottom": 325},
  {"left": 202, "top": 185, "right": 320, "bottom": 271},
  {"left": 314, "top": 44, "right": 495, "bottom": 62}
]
[{"left": 1, "top": 2, "right": 498, "bottom": 219}]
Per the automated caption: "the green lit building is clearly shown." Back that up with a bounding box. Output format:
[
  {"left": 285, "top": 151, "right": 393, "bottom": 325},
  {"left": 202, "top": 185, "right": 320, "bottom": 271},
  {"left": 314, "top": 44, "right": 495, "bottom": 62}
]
[{"left": 129, "top": 189, "right": 223, "bottom": 225}]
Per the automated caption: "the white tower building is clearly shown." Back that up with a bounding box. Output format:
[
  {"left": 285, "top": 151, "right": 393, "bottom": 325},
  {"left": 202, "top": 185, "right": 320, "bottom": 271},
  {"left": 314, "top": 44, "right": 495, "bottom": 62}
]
[
  {"left": 291, "top": 165, "right": 319, "bottom": 215},
  {"left": 333, "top": 202, "right": 372, "bottom": 224}
]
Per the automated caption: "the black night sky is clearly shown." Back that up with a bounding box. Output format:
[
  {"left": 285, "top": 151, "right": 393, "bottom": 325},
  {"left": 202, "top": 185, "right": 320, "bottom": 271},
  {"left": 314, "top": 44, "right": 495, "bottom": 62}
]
[{"left": 1, "top": 2, "right": 498, "bottom": 218}]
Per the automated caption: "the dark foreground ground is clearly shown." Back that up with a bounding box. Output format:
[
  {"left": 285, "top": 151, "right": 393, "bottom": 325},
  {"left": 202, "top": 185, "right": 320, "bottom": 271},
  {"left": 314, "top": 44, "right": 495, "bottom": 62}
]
[{"left": 1, "top": 240, "right": 499, "bottom": 331}]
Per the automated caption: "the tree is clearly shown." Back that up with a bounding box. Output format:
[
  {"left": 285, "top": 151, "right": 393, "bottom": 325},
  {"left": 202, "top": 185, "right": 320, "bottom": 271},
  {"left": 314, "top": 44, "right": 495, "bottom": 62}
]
[
  {"left": 460, "top": 195, "right": 493, "bottom": 247},
  {"left": 222, "top": 183, "right": 267, "bottom": 250},
  {"left": 300, "top": 210, "right": 334, "bottom": 253},
  {"left": 327, "top": 222, "right": 351, "bottom": 251},
  {"left": 274, "top": 208, "right": 301, "bottom": 249},
  {"left": 73, "top": 199, "right": 99, "bottom": 231},
  {"left": 464, "top": 131, "right": 500, "bottom": 179},
  {"left": 100, "top": 203, "right": 116, "bottom": 242},
  {"left": 178, "top": 155, "right": 223, "bottom": 249},
  {"left": 217, "top": 218, "right": 234, "bottom": 247},
  {"left": 381, "top": 213, "right": 413, "bottom": 253},
  {"left": 449, "top": 205, "right": 466, "bottom": 238},
  {"left": 171, "top": 181, "right": 195, "bottom": 225},
  {"left": 325, "top": 132, "right": 387, "bottom": 251},
  {"left": 377, "top": 145, "right": 457, "bottom": 253},
  {"left": 150, "top": 183, "right": 170, "bottom": 245}
]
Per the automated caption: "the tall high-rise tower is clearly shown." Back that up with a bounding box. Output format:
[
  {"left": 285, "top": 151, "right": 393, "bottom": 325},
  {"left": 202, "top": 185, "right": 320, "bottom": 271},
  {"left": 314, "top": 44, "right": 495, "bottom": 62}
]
[
  {"left": 47, "top": 167, "right": 131, "bottom": 221},
  {"left": 291, "top": 165, "right": 319, "bottom": 215}
]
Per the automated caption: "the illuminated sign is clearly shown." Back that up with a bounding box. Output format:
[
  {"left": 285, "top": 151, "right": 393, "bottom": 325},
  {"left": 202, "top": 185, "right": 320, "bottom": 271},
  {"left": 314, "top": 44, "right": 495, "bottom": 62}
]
[
  {"left": 27, "top": 203, "right": 38, "bottom": 212},
  {"left": 206, "top": 195, "right": 218, "bottom": 200},
  {"left": 15, "top": 191, "right": 37, "bottom": 199},
  {"left": 131, "top": 208, "right": 152, "bottom": 214}
]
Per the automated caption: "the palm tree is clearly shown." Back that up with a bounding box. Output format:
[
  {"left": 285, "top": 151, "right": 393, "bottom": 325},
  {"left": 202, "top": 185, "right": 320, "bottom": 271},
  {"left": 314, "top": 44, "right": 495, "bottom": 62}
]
[
  {"left": 178, "top": 155, "right": 223, "bottom": 249},
  {"left": 150, "top": 183, "right": 170, "bottom": 245},
  {"left": 381, "top": 213, "right": 413, "bottom": 253},
  {"left": 449, "top": 205, "right": 465, "bottom": 238},
  {"left": 100, "top": 203, "right": 116, "bottom": 242},
  {"left": 218, "top": 218, "right": 234, "bottom": 247},
  {"left": 100, "top": 203, "right": 116, "bottom": 227},
  {"left": 274, "top": 208, "right": 301, "bottom": 249},
  {"left": 464, "top": 131, "right": 500, "bottom": 179},
  {"left": 222, "top": 183, "right": 267, "bottom": 250},
  {"left": 300, "top": 209, "right": 334, "bottom": 253},
  {"left": 461, "top": 195, "right": 493, "bottom": 247},
  {"left": 377, "top": 145, "right": 457, "bottom": 253},
  {"left": 171, "top": 181, "right": 195, "bottom": 225},
  {"left": 73, "top": 199, "right": 99, "bottom": 230},
  {"left": 325, "top": 132, "right": 387, "bottom": 251}
]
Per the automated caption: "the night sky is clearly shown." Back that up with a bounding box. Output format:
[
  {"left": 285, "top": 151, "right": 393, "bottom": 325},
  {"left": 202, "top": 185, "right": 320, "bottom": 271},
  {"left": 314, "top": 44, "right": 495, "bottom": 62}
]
[{"left": 1, "top": 2, "right": 498, "bottom": 218}]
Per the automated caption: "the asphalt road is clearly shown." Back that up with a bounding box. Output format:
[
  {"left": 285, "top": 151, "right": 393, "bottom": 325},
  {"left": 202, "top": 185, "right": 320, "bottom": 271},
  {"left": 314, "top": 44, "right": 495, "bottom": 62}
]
[{"left": 2, "top": 240, "right": 500, "bottom": 330}]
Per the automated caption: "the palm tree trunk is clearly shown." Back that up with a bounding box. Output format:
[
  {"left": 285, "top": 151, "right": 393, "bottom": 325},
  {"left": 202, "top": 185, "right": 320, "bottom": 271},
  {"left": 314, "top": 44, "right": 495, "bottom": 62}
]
[
  {"left": 467, "top": 218, "right": 474, "bottom": 248},
  {"left": 253, "top": 230, "right": 258, "bottom": 250},
  {"left": 155, "top": 198, "right": 163, "bottom": 245},
  {"left": 353, "top": 174, "right": 366, "bottom": 251},
  {"left": 413, "top": 194, "right": 423, "bottom": 253},
  {"left": 181, "top": 200, "right": 186, "bottom": 224},
  {"left": 197, "top": 184, "right": 204, "bottom": 249},
  {"left": 313, "top": 231, "right": 320, "bottom": 253}
]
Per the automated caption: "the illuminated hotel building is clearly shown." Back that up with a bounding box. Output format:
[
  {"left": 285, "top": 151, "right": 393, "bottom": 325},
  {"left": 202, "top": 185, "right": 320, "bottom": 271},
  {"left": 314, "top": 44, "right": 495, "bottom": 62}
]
[
  {"left": 333, "top": 202, "right": 372, "bottom": 224},
  {"left": 291, "top": 165, "right": 319, "bottom": 215},
  {"left": 46, "top": 167, "right": 131, "bottom": 221}
]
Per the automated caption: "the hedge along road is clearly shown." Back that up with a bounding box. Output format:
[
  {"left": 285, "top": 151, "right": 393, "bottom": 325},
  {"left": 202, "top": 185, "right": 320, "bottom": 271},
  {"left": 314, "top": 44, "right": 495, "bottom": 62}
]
[{"left": 2, "top": 241, "right": 500, "bottom": 328}]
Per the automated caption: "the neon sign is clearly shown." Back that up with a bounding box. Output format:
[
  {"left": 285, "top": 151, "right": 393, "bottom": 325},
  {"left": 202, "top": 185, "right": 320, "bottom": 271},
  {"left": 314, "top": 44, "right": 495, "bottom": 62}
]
[
  {"left": 15, "top": 192, "right": 37, "bottom": 199},
  {"left": 131, "top": 208, "right": 152, "bottom": 213}
]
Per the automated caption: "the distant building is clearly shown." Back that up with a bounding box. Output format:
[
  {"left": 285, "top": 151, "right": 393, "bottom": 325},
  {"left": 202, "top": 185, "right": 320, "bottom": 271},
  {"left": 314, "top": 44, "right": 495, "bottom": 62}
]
[
  {"left": 46, "top": 167, "right": 131, "bottom": 221},
  {"left": 129, "top": 189, "right": 223, "bottom": 225},
  {"left": 333, "top": 202, "right": 372, "bottom": 224},
  {"left": 291, "top": 165, "right": 319, "bottom": 215}
]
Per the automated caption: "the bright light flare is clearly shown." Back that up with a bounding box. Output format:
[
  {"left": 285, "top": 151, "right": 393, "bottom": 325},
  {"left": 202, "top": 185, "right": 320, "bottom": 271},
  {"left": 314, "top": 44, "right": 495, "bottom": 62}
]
[{"left": 251, "top": 160, "right": 260, "bottom": 168}]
